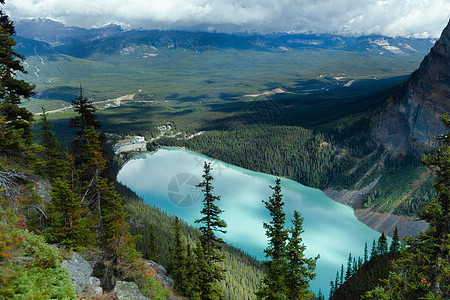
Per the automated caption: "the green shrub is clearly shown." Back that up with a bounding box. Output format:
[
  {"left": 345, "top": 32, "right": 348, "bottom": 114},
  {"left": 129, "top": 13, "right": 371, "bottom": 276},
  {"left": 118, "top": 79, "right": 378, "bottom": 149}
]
[{"left": 0, "top": 200, "right": 76, "bottom": 299}]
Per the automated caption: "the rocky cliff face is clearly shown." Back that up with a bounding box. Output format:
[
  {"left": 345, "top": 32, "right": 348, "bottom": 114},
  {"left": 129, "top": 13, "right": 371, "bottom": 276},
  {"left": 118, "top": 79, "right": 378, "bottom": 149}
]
[{"left": 373, "top": 20, "right": 450, "bottom": 156}]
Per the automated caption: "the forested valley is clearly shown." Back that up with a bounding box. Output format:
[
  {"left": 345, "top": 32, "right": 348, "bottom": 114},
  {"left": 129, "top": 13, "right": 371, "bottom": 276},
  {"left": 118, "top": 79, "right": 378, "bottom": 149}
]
[{"left": 1, "top": 1, "right": 449, "bottom": 298}]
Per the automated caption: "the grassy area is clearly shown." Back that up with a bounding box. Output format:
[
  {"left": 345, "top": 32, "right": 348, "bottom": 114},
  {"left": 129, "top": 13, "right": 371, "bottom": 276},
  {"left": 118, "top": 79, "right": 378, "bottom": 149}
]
[{"left": 20, "top": 47, "right": 423, "bottom": 103}]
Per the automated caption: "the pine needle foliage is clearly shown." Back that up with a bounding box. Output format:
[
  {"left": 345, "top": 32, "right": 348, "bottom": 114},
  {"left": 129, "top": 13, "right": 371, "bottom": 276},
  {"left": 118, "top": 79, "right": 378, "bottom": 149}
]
[
  {"left": 35, "top": 109, "right": 65, "bottom": 180},
  {"left": 257, "top": 179, "right": 317, "bottom": 300},
  {"left": 194, "top": 162, "right": 227, "bottom": 299},
  {"left": 286, "top": 211, "right": 319, "bottom": 300}
]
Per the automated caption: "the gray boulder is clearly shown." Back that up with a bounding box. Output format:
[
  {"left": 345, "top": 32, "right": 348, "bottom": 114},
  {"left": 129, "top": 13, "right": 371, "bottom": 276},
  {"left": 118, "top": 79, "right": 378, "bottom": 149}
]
[
  {"left": 144, "top": 260, "right": 174, "bottom": 289},
  {"left": 113, "top": 281, "right": 150, "bottom": 300},
  {"left": 61, "top": 252, "right": 102, "bottom": 298}
]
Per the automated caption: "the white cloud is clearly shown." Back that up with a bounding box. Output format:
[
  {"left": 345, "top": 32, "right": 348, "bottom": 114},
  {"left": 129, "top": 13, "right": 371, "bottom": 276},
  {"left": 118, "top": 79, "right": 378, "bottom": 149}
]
[{"left": 5, "top": 0, "right": 450, "bottom": 37}]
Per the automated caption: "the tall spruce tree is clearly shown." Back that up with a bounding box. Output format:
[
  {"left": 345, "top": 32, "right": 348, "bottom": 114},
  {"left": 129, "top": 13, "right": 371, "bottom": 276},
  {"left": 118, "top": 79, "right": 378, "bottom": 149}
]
[
  {"left": 97, "top": 176, "right": 130, "bottom": 290},
  {"left": 0, "top": 0, "right": 35, "bottom": 157},
  {"left": 389, "top": 226, "right": 401, "bottom": 255},
  {"left": 363, "top": 242, "right": 368, "bottom": 263},
  {"left": 70, "top": 87, "right": 101, "bottom": 161},
  {"left": 285, "top": 210, "right": 318, "bottom": 300},
  {"left": 366, "top": 115, "right": 450, "bottom": 299},
  {"left": 45, "top": 178, "right": 91, "bottom": 248},
  {"left": 370, "top": 239, "right": 377, "bottom": 258},
  {"left": 168, "top": 217, "right": 187, "bottom": 294},
  {"left": 194, "top": 162, "right": 227, "bottom": 299},
  {"left": 35, "top": 109, "right": 65, "bottom": 180},
  {"left": 184, "top": 243, "right": 197, "bottom": 297},
  {"left": 345, "top": 253, "right": 353, "bottom": 281},
  {"left": 256, "top": 178, "right": 289, "bottom": 299},
  {"left": 70, "top": 86, "right": 101, "bottom": 135},
  {"left": 377, "top": 232, "right": 388, "bottom": 256},
  {"left": 44, "top": 150, "right": 95, "bottom": 249}
]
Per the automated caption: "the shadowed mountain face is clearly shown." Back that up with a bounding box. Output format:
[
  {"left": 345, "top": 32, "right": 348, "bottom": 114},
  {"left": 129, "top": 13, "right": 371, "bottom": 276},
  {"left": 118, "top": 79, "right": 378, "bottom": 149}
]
[{"left": 373, "top": 20, "right": 450, "bottom": 156}]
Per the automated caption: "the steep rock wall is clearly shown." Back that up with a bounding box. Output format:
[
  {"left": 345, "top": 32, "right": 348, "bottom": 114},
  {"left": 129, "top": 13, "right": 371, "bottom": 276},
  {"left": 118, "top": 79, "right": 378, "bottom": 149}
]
[{"left": 373, "top": 20, "right": 450, "bottom": 156}]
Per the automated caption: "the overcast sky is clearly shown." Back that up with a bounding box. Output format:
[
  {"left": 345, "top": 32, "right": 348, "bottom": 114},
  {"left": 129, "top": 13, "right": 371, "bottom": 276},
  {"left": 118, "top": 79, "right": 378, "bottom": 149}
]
[{"left": 5, "top": 0, "right": 450, "bottom": 37}]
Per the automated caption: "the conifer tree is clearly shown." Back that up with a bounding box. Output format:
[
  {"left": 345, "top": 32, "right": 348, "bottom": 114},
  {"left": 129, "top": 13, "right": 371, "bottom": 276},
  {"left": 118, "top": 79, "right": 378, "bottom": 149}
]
[
  {"left": 184, "top": 243, "right": 197, "bottom": 297},
  {"left": 285, "top": 210, "right": 318, "bottom": 300},
  {"left": 377, "top": 232, "right": 388, "bottom": 256},
  {"left": 357, "top": 257, "right": 362, "bottom": 270},
  {"left": 194, "top": 162, "right": 227, "bottom": 299},
  {"left": 70, "top": 86, "right": 101, "bottom": 136},
  {"left": 389, "top": 226, "right": 400, "bottom": 255},
  {"left": 70, "top": 87, "right": 101, "bottom": 162},
  {"left": 345, "top": 253, "right": 352, "bottom": 281},
  {"left": 45, "top": 178, "right": 91, "bottom": 248},
  {"left": 363, "top": 242, "right": 368, "bottom": 263},
  {"left": 45, "top": 150, "right": 95, "bottom": 248},
  {"left": 35, "top": 109, "right": 65, "bottom": 180},
  {"left": 335, "top": 271, "right": 340, "bottom": 288},
  {"left": 256, "top": 178, "right": 289, "bottom": 299},
  {"left": 329, "top": 281, "right": 335, "bottom": 299},
  {"left": 148, "top": 224, "right": 158, "bottom": 262},
  {"left": 168, "top": 217, "right": 187, "bottom": 294},
  {"left": 191, "top": 242, "right": 211, "bottom": 299},
  {"left": 67, "top": 108, "right": 136, "bottom": 290},
  {"left": 370, "top": 239, "right": 377, "bottom": 258},
  {"left": 97, "top": 177, "right": 130, "bottom": 289},
  {"left": 0, "top": 0, "right": 35, "bottom": 156},
  {"left": 0, "top": 116, "right": 25, "bottom": 158}
]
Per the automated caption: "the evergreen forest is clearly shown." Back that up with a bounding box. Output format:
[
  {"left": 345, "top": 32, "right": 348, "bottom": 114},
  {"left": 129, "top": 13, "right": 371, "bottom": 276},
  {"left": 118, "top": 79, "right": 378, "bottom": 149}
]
[{"left": 1, "top": 1, "right": 449, "bottom": 299}]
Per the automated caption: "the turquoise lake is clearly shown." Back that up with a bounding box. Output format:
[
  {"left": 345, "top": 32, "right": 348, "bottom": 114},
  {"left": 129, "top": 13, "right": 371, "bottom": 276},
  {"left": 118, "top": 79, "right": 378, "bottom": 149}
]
[{"left": 117, "top": 148, "right": 384, "bottom": 294}]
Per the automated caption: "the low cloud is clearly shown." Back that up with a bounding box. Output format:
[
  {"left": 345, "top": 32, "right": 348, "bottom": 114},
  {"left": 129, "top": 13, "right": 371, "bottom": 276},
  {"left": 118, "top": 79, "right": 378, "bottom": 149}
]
[{"left": 5, "top": 0, "right": 450, "bottom": 37}]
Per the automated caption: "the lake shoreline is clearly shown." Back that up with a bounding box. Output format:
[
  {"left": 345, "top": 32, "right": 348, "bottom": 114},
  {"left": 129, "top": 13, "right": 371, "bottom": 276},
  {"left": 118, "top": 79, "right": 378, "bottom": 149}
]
[
  {"left": 118, "top": 146, "right": 428, "bottom": 240},
  {"left": 324, "top": 187, "right": 428, "bottom": 239}
]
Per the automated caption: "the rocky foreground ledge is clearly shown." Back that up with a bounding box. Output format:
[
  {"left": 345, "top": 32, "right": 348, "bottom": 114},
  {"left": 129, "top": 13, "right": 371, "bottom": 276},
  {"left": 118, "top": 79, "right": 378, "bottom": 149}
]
[{"left": 62, "top": 252, "right": 176, "bottom": 299}]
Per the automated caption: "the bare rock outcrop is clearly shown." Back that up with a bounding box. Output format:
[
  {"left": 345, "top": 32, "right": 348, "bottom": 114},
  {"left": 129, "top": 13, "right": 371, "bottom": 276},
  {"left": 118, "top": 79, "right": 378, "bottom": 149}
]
[
  {"left": 61, "top": 252, "right": 103, "bottom": 298},
  {"left": 373, "top": 19, "right": 450, "bottom": 156},
  {"left": 113, "top": 281, "right": 150, "bottom": 300},
  {"left": 144, "top": 260, "right": 174, "bottom": 289}
]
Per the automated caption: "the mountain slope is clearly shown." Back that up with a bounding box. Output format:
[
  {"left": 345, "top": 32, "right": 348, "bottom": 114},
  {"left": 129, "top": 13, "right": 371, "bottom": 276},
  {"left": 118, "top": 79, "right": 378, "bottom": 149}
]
[
  {"left": 372, "top": 19, "right": 450, "bottom": 156},
  {"left": 332, "top": 19, "right": 450, "bottom": 238}
]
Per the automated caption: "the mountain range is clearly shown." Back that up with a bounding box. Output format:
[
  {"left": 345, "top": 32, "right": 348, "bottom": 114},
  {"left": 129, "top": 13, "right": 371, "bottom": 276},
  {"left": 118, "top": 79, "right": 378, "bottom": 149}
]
[{"left": 15, "top": 18, "right": 436, "bottom": 58}]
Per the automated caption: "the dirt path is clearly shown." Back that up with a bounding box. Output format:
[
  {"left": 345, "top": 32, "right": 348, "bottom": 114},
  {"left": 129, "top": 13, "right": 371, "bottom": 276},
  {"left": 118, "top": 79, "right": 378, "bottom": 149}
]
[
  {"left": 34, "top": 66, "right": 40, "bottom": 78},
  {"left": 35, "top": 94, "right": 136, "bottom": 115},
  {"left": 344, "top": 80, "right": 355, "bottom": 87},
  {"left": 244, "top": 88, "right": 286, "bottom": 97}
]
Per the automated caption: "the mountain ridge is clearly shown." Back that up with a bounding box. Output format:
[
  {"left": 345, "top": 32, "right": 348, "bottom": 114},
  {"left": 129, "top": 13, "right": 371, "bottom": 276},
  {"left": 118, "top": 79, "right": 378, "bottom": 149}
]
[
  {"left": 15, "top": 18, "right": 435, "bottom": 58},
  {"left": 372, "top": 19, "right": 450, "bottom": 156}
]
